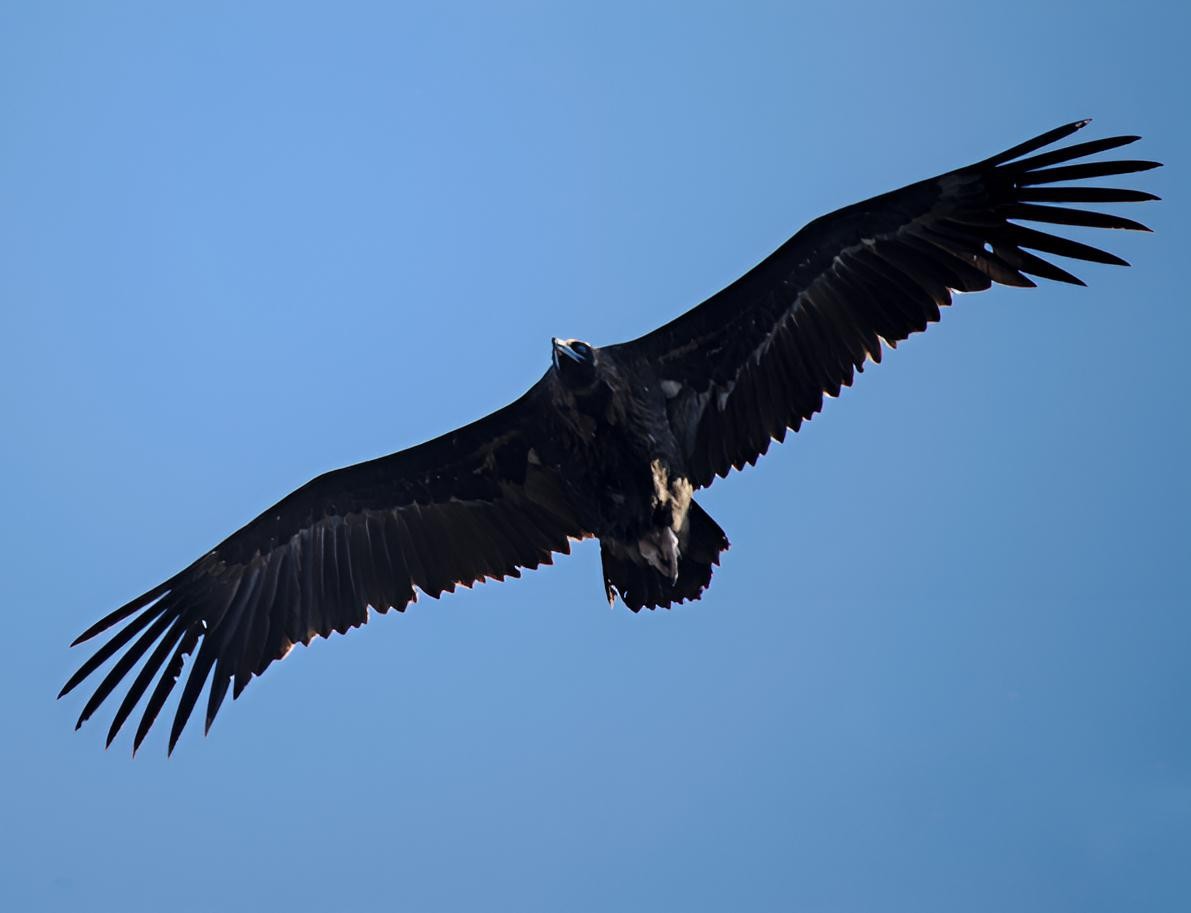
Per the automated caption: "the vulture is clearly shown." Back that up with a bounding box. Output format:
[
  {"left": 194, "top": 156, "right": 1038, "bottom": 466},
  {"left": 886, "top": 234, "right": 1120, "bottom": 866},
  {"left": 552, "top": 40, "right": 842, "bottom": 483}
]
[{"left": 61, "top": 119, "right": 1160, "bottom": 755}]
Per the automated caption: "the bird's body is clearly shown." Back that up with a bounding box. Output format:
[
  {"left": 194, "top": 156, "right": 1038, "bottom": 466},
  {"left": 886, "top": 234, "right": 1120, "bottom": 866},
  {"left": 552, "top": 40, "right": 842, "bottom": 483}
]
[
  {"left": 61, "top": 119, "right": 1161, "bottom": 754},
  {"left": 544, "top": 340, "right": 725, "bottom": 607}
]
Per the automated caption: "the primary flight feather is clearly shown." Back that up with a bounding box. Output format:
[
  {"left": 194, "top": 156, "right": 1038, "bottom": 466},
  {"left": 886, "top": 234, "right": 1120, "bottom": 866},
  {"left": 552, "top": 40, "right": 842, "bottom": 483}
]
[{"left": 61, "top": 119, "right": 1160, "bottom": 754}]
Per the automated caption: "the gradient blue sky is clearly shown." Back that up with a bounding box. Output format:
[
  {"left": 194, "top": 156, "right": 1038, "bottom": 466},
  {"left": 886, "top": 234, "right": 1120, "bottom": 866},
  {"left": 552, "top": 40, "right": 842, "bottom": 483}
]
[{"left": 3, "top": 2, "right": 1188, "bottom": 911}]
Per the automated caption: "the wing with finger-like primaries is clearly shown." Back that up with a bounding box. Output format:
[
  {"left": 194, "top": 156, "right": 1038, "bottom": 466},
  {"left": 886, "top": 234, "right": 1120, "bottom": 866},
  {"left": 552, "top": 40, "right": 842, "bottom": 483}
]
[
  {"left": 61, "top": 376, "right": 588, "bottom": 754},
  {"left": 613, "top": 120, "right": 1160, "bottom": 488}
]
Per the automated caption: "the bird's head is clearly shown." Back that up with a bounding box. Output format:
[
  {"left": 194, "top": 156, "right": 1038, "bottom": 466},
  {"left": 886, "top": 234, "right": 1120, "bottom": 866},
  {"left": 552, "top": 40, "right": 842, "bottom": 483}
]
[{"left": 551, "top": 337, "right": 598, "bottom": 389}]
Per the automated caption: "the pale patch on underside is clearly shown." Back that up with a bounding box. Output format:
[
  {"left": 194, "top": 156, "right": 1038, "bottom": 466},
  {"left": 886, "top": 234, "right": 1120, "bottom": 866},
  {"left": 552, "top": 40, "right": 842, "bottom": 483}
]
[
  {"left": 638, "top": 527, "right": 679, "bottom": 581},
  {"left": 648, "top": 458, "right": 692, "bottom": 539},
  {"left": 660, "top": 379, "right": 682, "bottom": 398},
  {"left": 650, "top": 458, "right": 670, "bottom": 504}
]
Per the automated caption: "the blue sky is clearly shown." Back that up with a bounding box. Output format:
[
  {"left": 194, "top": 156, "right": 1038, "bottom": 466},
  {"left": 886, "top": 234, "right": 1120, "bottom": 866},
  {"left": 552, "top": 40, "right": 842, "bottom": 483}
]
[{"left": 2, "top": 2, "right": 1188, "bottom": 911}]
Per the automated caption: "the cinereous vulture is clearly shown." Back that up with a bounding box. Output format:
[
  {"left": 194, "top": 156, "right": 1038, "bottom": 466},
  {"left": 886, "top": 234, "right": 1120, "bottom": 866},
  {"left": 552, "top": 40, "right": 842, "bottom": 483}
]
[{"left": 61, "top": 120, "right": 1160, "bottom": 754}]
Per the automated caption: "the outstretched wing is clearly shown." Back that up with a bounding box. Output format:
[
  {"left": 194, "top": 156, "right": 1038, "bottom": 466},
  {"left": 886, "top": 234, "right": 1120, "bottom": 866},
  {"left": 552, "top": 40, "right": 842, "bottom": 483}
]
[
  {"left": 61, "top": 377, "right": 586, "bottom": 754},
  {"left": 614, "top": 120, "right": 1160, "bottom": 488}
]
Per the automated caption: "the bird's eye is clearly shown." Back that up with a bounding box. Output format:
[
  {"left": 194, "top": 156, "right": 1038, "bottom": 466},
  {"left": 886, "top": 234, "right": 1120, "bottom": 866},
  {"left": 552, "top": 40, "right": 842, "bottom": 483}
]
[{"left": 573, "top": 342, "right": 590, "bottom": 357}]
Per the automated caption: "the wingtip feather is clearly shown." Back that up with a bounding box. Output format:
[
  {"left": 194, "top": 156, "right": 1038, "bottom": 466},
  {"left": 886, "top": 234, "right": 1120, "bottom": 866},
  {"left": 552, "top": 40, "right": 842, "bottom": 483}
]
[
  {"left": 70, "top": 581, "right": 173, "bottom": 647},
  {"left": 983, "top": 119, "right": 1095, "bottom": 167}
]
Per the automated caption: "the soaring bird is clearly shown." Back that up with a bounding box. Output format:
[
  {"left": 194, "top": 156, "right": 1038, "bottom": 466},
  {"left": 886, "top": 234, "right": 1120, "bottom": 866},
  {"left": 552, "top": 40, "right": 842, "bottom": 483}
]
[{"left": 61, "top": 119, "right": 1160, "bottom": 754}]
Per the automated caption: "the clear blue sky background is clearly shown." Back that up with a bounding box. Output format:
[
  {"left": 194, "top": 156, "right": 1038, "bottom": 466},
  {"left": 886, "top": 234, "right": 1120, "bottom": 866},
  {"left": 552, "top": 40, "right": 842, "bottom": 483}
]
[{"left": 2, "top": 2, "right": 1187, "bottom": 911}]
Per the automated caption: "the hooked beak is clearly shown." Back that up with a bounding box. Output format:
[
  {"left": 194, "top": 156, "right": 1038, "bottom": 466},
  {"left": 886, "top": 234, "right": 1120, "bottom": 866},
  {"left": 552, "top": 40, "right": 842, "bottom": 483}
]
[{"left": 552, "top": 337, "right": 584, "bottom": 365}]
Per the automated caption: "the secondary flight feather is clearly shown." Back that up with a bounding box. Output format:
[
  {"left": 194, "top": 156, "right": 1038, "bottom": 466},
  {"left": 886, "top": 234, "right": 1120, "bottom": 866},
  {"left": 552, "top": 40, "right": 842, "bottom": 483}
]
[{"left": 61, "top": 119, "right": 1160, "bottom": 754}]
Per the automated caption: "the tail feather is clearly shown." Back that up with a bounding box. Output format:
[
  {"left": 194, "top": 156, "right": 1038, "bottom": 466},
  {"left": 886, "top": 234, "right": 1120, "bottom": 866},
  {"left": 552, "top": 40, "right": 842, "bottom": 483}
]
[{"left": 601, "top": 501, "right": 729, "bottom": 611}]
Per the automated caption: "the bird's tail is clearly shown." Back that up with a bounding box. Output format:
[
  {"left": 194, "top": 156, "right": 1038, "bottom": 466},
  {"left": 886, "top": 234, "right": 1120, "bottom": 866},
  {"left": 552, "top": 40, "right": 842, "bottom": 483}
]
[{"left": 601, "top": 501, "right": 729, "bottom": 611}]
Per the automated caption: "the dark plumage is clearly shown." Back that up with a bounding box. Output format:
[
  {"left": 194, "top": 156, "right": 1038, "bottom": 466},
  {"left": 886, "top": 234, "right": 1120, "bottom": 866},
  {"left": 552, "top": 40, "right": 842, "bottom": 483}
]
[{"left": 61, "top": 119, "right": 1160, "bottom": 754}]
